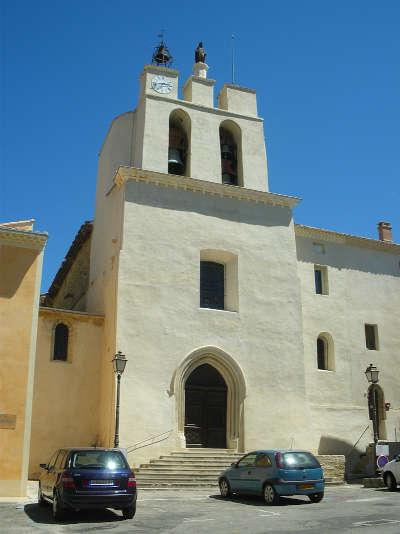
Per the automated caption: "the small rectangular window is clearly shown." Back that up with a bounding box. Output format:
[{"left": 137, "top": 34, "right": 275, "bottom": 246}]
[
  {"left": 365, "top": 324, "right": 378, "bottom": 350},
  {"left": 314, "top": 266, "right": 328, "bottom": 295},
  {"left": 200, "top": 261, "right": 225, "bottom": 310}
]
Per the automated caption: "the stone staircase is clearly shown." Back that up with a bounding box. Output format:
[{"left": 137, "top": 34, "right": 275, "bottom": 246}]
[
  {"left": 134, "top": 450, "right": 345, "bottom": 489},
  {"left": 135, "top": 449, "right": 242, "bottom": 489}
]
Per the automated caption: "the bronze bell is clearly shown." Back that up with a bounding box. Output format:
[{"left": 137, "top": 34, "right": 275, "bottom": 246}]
[
  {"left": 221, "top": 144, "right": 233, "bottom": 160},
  {"left": 153, "top": 42, "right": 172, "bottom": 66},
  {"left": 168, "top": 148, "right": 184, "bottom": 175}
]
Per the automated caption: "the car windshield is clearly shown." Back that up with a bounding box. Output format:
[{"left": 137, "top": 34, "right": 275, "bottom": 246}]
[
  {"left": 282, "top": 452, "right": 320, "bottom": 469},
  {"left": 70, "top": 450, "right": 128, "bottom": 470}
]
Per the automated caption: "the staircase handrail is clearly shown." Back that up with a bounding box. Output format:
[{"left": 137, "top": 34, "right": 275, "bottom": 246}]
[
  {"left": 346, "top": 424, "right": 370, "bottom": 457},
  {"left": 126, "top": 429, "right": 173, "bottom": 454}
]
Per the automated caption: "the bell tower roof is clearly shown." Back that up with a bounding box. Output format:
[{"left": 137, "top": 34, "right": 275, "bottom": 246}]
[{"left": 151, "top": 33, "right": 173, "bottom": 67}]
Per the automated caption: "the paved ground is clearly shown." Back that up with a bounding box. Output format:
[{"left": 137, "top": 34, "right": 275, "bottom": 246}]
[{"left": 1, "top": 484, "right": 399, "bottom": 533}]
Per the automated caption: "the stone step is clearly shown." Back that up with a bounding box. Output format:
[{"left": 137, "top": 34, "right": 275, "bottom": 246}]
[
  {"left": 148, "top": 460, "right": 237, "bottom": 467},
  {"left": 170, "top": 449, "right": 237, "bottom": 453},
  {"left": 135, "top": 473, "right": 219, "bottom": 483},
  {"left": 137, "top": 480, "right": 344, "bottom": 489},
  {"left": 158, "top": 455, "right": 241, "bottom": 462},
  {"left": 137, "top": 481, "right": 218, "bottom": 489},
  {"left": 135, "top": 465, "right": 227, "bottom": 474},
  {"left": 169, "top": 451, "right": 241, "bottom": 456}
]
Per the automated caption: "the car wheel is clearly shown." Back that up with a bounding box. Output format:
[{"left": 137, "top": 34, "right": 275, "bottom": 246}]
[
  {"left": 384, "top": 472, "right": 397, "bottom": 491},
  {"left": 219, "top": 478, "right": 231, "bottom": 498},
  {"left": 122, "top": 505, "right": 136, "bottom": 519},
  {"left": 263, "top": 484, "right": 279, "bottom": 505},
  {"left": 308, "top": 492, "right": 324, "bottom": 503},
  {"left": 52, "top": 492, "right": 65, "bottom": 521}
]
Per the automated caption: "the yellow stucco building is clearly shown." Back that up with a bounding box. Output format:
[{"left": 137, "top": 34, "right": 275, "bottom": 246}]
[{"left": 0, "top": 221, "right": 47, "bottom": 496}]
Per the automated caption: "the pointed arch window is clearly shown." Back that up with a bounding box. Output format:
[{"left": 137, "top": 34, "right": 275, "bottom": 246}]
[
  {"left": 168, "top": 110, "right": 190, "bottom": 176},
  {"left": 53, "top": 323, "right": 69, "bottom": 361}
]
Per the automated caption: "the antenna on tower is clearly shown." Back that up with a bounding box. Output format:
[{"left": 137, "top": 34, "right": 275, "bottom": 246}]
[{"left": 231, "top": 34, "right": 235, "bottom": 84}]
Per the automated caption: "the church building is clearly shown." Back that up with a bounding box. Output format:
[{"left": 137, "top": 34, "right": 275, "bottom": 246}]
[{"left": 1, "top": 42, "right": 399, "bottom": 495}]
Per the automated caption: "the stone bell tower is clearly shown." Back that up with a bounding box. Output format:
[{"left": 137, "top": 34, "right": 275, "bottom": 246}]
[
  {"left": 132, "top": 40, "right": 269, "bottom": 191},
  {"left": 88, "top": 41, "right": 307, "bottom": 461}
]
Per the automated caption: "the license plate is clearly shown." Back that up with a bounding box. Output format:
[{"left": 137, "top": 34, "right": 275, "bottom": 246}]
[
  {"left": 90, "top": 479, "right": 114, "bottom": 486},
  {"left": 298, "top": 483, "right": 314, "bottom": 490}
]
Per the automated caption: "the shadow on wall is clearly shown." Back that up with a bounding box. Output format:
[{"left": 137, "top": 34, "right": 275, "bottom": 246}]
[
  {"left": 318, "top": 435, "right": 368, "bottom": 480},
  {"left": 0, "top": 246, "right": 38, "bottom": 298},
  {"left": 125, "top": 180, "right": 293, "bottom": 229},
  {"left": 296, "top": 236, "right": 399, "bottom": 277}
]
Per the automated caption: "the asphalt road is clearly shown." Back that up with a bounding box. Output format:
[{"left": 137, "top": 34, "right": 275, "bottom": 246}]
[{"left": 1, "top": 485, "right": 400, "bottom": 533}]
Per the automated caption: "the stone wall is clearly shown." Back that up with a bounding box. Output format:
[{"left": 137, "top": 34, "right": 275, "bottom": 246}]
[{"left": 317, "top": 455, "right": 345, "bottom": 482}]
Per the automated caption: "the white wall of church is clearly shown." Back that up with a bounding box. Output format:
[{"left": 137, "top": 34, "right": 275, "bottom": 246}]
[
  {"left": 84, "top": 62, "right": 400, "bottom": 470},
  {"left": 87, "top": 115, "right": 130, "bottom": 447},
  {"left": 296, "top": 231, "right": 400, "bottom": 454},
  {"left": 114, "top": 179, "right": 308, "bottom": 465}
]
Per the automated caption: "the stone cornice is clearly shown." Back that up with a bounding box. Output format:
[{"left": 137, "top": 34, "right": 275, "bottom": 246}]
[
  {"left": 114, "top": 166, "right": 300, "bottom": 209},
  {"left": 142, "top": 64, "right": 179, "bottom": 77},
  {"left": 295, "top": 224, "right": 400, "bottom": 252},
  {"left": 221, "top": 83, "right": 256, "bottom": 94},
  {"left": 0, "top": 227, "right": 47, "bottom": 250},
  {"left": 144, "top": 93, "right": 263, "bottom": 123},
  {"left": 183, "top": 76, "right": 216, "bottom": 88},
  {"left": 39, "top": 306, "right": 104, "bottom": 325}
]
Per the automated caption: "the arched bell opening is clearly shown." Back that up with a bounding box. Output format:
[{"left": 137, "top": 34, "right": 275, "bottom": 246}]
[
  {"left": 184, "top": 364, "right": 227, "bottom": 448},
  {"left": 168, "top": 110, "right": 190, "bottom": 176},
  {"left": 219, "top": 120, "right": 243, "bottom": 186}
]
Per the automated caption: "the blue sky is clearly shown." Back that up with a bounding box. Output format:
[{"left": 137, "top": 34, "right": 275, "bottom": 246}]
[{"left": 2, "top": 1, "right": 399, "bottom": 291}]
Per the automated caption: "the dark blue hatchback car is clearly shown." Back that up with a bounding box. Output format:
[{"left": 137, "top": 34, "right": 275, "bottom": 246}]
[
  {"left": 219, "top": 450, "right": 325, "bottom": 505},
  {"left": 38, "top": 448, "right": 137, "bottom": 521}
]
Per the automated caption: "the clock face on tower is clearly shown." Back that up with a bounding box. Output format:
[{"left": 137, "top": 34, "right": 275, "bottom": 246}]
[{"left": 151, "top": 75, "right": 173, "bottom": 94}]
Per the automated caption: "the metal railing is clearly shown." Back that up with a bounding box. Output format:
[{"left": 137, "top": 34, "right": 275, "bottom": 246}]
[
  {"left": 347, "top": 424, "right": 370, "bottom": 457},
  {"left": 126, "top": 429, "right": 173, "bottom": 454}
]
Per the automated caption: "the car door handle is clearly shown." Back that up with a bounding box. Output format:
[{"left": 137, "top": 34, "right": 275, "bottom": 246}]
[{"left": 247, "top": 470, "right": 252, "bottom": 474}]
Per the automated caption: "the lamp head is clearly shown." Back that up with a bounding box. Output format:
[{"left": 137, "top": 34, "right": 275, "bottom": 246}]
[
  {"left": 365, "top": 363, "right": 379, "bottom": 384},
  {"left": 112, "top": 351, "right": 127, "bottom": 375}
]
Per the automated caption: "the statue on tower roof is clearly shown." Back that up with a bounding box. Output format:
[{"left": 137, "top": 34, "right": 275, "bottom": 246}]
[
  {"left": 195, "top": 42, "right": 206, "bottom": 64},
  {"left": 152, "top": 33, "right": 173, "bottom": 67}
]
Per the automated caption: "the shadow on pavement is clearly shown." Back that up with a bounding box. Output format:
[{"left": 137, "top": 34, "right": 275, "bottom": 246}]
[
  {"left": 209, "top": 494, "right": 308, "bottom": 507},
  {"left": 24, "top": 503, "right": 123, "bottom": 525},
  {"left": 373, "top": 487, "right": 400, "bottom": 493}
]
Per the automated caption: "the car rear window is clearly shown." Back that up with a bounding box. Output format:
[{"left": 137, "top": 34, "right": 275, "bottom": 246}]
[
  {"left": 282, "top": 452, "right": 320, "bottom": 469},
  {"left": 70, "top": 450, "right": 128, "bottom": 470}
]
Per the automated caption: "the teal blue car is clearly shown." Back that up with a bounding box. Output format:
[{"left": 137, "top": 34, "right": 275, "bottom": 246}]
[{"left": 218, "top": 450, "right": 325, "bottom": 505}]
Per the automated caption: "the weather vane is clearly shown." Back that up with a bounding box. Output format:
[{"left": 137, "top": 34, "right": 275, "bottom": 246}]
[{"left": 152, "top": 30, "right": 173, "bottom": 67}]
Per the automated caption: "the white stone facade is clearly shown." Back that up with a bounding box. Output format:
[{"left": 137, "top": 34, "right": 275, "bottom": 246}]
[{"left": 84, "top": 63, "right": 400, "bottom": 467}]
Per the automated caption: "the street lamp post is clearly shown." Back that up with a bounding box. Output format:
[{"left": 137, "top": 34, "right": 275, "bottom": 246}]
[
  {"left": 365, "top": 363, "right": 380, "bottom": 443},
  {"left": 365, "top": 363, "right": 380, "bottom": 474},
  {"left": 112, "top": 351, "right": 127, "bottom": 448}
]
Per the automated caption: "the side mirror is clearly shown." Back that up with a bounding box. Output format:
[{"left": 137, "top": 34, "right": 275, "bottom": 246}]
[
  {"left": 395, "top": 455, "right": 400, "bottom": 462},
  {"left": 39, "top": 463, "right": 48, "bottom": 470},
  {"left": 231, "top": 462, "right": 238, "bottom": 468}
]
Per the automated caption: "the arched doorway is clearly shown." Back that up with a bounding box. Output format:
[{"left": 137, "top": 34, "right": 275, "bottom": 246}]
[
  {"left": 171, "top": 347, "right": 246, "bottom": 451},
  {"left": 184, "top": 364, "right": 227, "bottom": 448}
]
